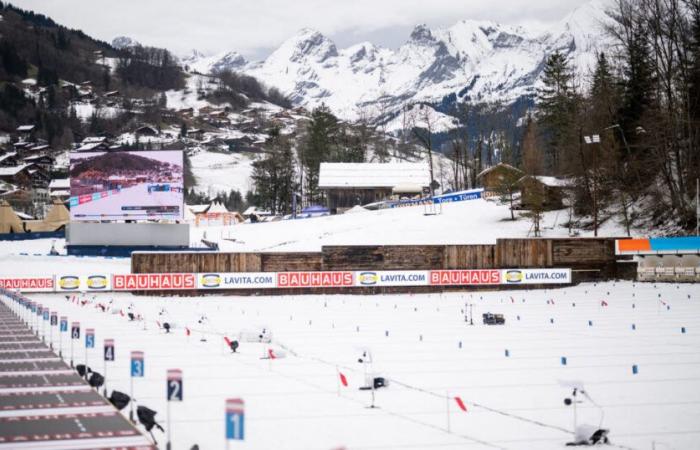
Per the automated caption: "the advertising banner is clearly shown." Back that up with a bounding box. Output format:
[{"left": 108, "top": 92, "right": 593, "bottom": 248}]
[
  {"left": 355, "top": 270, "right": 429, "bottom": 287},
  {"left": 55, "top": 274, "right": 112, "bottom": 291},
  {"left": 500, "top": 268, "right": 572, "bottom": 285},
  {"left": 113, "top": 273, "right": 196, "bottom": 291},
  {"left": 277, "top": 271, "right": 354, "bottom": 288},
  {"left": 0, "top": 277, "right": 55, "bottom": 292},
  {"left": 429, "top": 270, "right": 502, "bottom": 286},
  {"left": 69, "top": 150, "right": 184, "bottom": 221},
  {"left": 197, "top": 272, "right": 277, "bottom": 290},
  {"left": 1, "top": 269, "right": 572, "bottom": 293}
]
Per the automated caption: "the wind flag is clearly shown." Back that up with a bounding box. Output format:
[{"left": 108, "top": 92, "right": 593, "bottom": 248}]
[
  {"left": 339, "top": 372, "right": 348, "bottom": 387},
  {"left": 454, "top": 396, "right": 467, "bottom": 412},
  {"left": 268, "top": 349, "right": 276, "bottom": 359},
  {"left": 186, "top": 327, "right": 191, "bottom": 336},
  {"left": 224, "top": 336, "right": 232, "bottom": 346},
  {"left": 601, "top": 300, "right": 609, "bottom": 306}
]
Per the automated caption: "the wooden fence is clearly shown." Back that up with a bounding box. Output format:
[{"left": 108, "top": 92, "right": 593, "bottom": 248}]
[{"left": 132, "top": 238, "right": 625, "bottom": 278}]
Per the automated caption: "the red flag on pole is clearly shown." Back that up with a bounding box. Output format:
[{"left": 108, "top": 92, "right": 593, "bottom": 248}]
[
  {"left": 120, "top": 309, "right": 124, "bottom": 317},
  {"left": 454, "top": 396, "right": 467, "bottom": 412},
  {"left": 224, "top": 336, "right": 231, "bottom": 346},
  {"left": 601, "top": 300, "right": 608, "bottom": 306},
  {"left": 339, "top": 372, "right": 348, "bottom": 387},
  {"left": 268, "top": 349, "right": 276, "bottom": 359},
  {"left": 185, "top": 327, "right": 191, "bottom": 336}
]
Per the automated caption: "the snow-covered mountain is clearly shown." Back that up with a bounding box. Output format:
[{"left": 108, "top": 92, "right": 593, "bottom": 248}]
[{"left": 186, "top": 0, "right": 612, "bottom": 125}]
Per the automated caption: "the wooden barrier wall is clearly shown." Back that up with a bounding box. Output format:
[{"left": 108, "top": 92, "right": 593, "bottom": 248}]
[{"left": 132, "top": 238, "right": 622, "bottom": 276}]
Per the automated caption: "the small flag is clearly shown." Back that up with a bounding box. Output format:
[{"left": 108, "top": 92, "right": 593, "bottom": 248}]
[
  {"left": 268, "top": 349, "right": 276, "bottom": 359},
  {"left": 339, "top": 372, "right": 348, "bottom": 387},
  {"left": 510, "top": 296, "right": 515, "bottom": 303},
  {"left": 156, "top": 321, "right": 161, "bottom": 328},
  {"left": 224, "top": 336, "right": 231, "bottom": 346},
  {"left": 120, "top": 309, "right": 124, "bottom": 317},
  {"left": 454, "top": 396, "right": 467, "bottom": 412},
  {"left": 601, "top": 300, "right": 608, "bottom": 306},
  {"left": 186, "top": 327, "right": 191, "bottom": 336}
]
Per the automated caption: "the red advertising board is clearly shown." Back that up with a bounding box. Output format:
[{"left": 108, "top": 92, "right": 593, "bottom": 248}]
[
  {"left": 113, "top": 273, "right": 196, "bottom": 290},
  {"left": 0, "top": 277, "right": 55, "bottom": 291},
  {"left": 429, "top": 270, "right": 501, "bottom": 285},
  {"left": 277, "top": 271, "right": 354, "bottom": 288}
]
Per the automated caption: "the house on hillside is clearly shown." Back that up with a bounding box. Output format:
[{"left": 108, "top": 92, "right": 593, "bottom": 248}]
[
  {"left": 23, "top": 154, "right": 55, "bottom": 171},
  {"left": 186, "top": 129, "right": 204, "bottom": 141},
  {"left": 135, "top": 125, "right": 159, "bottom": 137},
  {"left": 519, "top": 175, "right": 574, "bottom": 210},
  {"left": 0, "top": 165, "right": 34, "bottom": 188},
  {"left": 16, "top": 125, "right": 35, "bottom": 142},
  {"left": 0, "top": 153, "right": 20, "bottom": 167},
  {"left": 48, "top": 178, "right": 70, "bottom": 201},
  {"left": 318, "top": 162, "right": 430, "bottom": 213},
  {"left": 75, "top": 136, "right": 109, "bottom": 152},
  {"left": 476, "top": 163, "right": 524, "bottom": 191}
]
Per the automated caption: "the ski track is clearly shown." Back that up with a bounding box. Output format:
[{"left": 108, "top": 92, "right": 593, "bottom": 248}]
[{"left": 6, "top": 281, "right": 699, "bottom": 450}]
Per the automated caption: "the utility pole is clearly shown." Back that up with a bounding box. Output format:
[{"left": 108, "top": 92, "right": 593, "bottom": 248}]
[{"left": 584, "top": 134, "right": 601, "bottom": 237}]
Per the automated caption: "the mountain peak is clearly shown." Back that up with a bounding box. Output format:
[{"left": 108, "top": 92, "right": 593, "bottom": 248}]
[
  {"left": 274, "top": 28, "right": 338, "bottom": 63},
  {"left": 409, "top": 24, "right": 435, "bottom": 44}
]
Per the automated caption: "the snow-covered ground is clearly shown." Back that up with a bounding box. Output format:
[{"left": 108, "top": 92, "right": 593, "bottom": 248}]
[
  {"left": 0, "top": 198, "right": 631, "bottom": 276},
  {"left": 193, "top": 197, "right": 630, "bottom": 252},
  {"left": 8, "top": 281, "right": 699, "bottom": 450},
  {"left": 189, "top": 150, "right": 257, "bottom": 197}
]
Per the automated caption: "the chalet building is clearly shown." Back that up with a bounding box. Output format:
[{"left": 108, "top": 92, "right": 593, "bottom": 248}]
[
  {"left": 0, "top": 164, "right": 34, "bottom": 188},
  {"left": 75, "top": 136, "right": 110, "bottom": 152},
  {"left": 135, "top": 126, "right": 159, "bottom": 137},
  {"left": 0, "top": 153, "right": 20, "bottom": 167},
  {"left": 318, "top": 162, "right": 430, "bottom": 213},
  {"left": 476, "top": 163, "right": 524, "bottom": 191},
  {"left": 519, "top": 175, "right": 574, "bottom": 210},
  {"left": 48, "top": 178, "right": 70, "bottom": 201},
  {"left": 186, "top": 129, "right": 204, "bottom": 141},
  {"left": 16, "top": 125, "right": 35, "bottom": 141},
  {"left": 23, "top": 155, "right": 55, "bottom": 171}
]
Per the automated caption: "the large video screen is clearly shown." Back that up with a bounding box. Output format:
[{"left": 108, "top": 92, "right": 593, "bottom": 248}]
[{"left": 69, "top": 150, "right": 184, "bottom": 221}]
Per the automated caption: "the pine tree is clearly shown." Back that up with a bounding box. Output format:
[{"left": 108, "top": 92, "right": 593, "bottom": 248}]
[
  {"left": 251, "top": 128, "right": 297, "bottom": 214},
  {"left": 620, "top": 27, "right": 654, "bottom": 140},
  {"left": 300, "top": 105, "right": 338, "bottom": 203},
  {"left": 537, "top": 51, "right": 576, "bottom": 174}
]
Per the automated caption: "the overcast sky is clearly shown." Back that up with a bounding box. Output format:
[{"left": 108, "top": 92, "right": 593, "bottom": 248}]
[{"left": 10, "top": 0, "right": 591, "bottom": 59}]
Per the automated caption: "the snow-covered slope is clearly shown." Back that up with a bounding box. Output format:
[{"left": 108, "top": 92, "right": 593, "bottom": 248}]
[{"left": 188, "top": 0, "right": 613, "bottom": 123}]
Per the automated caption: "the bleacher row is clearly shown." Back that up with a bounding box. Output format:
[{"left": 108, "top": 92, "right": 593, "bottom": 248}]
[
  {"left": 0, "top": 292, "right": 154, "bottom": 450},
  {"left": 637, "top": 266, "right": 700, "bottom": 282}
]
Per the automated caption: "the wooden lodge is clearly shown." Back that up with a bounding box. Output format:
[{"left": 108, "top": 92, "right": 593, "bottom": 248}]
[{"left": 318, "top": 162, "right": 430, "bottom": 213}]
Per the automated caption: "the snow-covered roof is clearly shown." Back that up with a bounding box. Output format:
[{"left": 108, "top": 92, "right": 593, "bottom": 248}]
[
  {"left": 0, "top": 153, "right": 17, "bottom": 163},
  {"left": 82, "top": 136, "right": 107, "bottom": 144},
  {"left": 187, "top": 204, "right": 210, "bottom": 214},
  {"left": 50, "top": 189, "right": 70, "bottom": 197},
  {"left": 0, "top": 164, "right": 31, "bottom": 177},
  {"left": 76, "top": 142, "right": 105, "bottom": 152},
  {"left": 208, "top": 202, "right": 229, "bottom": 213},
  {"left": 16, "top": 125, "right": 35, "bottom": 132},
  {"left": 49, "top": 178, "right": 70, "bottom": 190},
  {"left": 520, "top": 175, "right": 574, "bottom": 188},
  {"left": 476, "top": 163, "right": 523, "bottom": 179},
  {"left": 318, "top": 163, "right": 430, "bottom": 189}
]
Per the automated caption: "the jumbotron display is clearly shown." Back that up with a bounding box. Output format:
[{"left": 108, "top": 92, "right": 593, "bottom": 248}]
[{"left": 69, "top": 151, "right": 184, "bottom": 221}]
